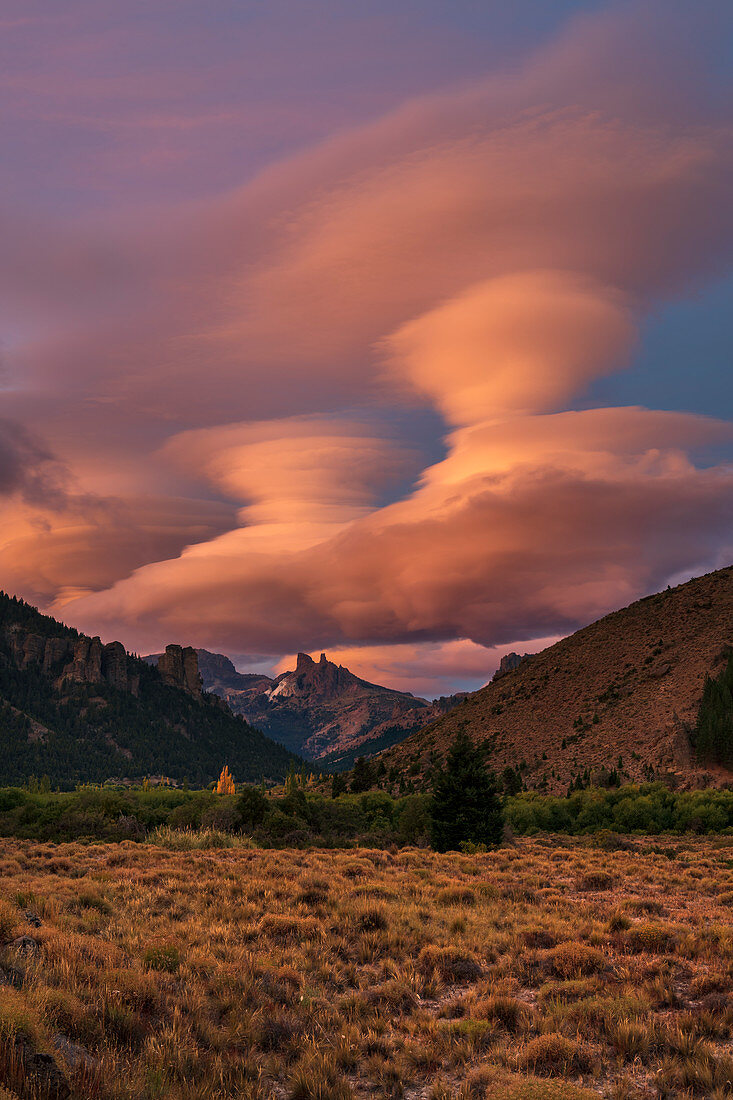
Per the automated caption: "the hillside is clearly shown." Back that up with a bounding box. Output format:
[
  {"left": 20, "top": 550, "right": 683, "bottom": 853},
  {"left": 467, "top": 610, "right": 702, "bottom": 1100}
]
[
  {"left": 192, "top": 650, "right": 455, "bottom": 763},
  {"left": 380, "top": 566, "right": 733, "bottom": 793},
  {"left": 0, "top": 592, "right": 297, "bottom": 787}
]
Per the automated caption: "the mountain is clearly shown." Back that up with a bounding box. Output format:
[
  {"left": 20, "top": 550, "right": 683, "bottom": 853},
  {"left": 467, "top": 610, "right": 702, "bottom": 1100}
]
[
  {"left": 379, "top": 566, "right": 733, "bottom": 793},
  {"left": 0, "top": 592, "right": 297, "bottom": 788},
  {"left": 194, "top": 649, "right": 466, "bottom": 764}
]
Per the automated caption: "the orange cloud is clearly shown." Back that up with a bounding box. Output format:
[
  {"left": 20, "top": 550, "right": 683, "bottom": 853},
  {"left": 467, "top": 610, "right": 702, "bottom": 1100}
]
[
  {"left": 3, "top": 4, "right": 733, "bottom": 693},
  {"left": 381, "top": 272, "right": 634, "bottom": 425}
]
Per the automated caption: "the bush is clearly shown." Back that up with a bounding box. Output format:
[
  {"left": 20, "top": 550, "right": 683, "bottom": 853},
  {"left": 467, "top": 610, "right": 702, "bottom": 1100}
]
[
  {"left": 550, "top": 943, "right": 606, "bottom": 978},
  {"left": 237, "top": 785, "right": 268, "bottom": 828},
  {"left": 624, "top": 923, "right": 677, "bottom": 954}
]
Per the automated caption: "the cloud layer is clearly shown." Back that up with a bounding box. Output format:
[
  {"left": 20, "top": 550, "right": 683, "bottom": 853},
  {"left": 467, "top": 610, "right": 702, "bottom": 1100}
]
[{"left": 2, "top": 2, "right": 733, "bottom": 692}]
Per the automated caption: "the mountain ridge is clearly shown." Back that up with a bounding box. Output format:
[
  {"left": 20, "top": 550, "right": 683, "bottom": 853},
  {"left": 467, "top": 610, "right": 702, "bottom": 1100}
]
[
  {"left": 192, "top": 648, "right": 467, "bottom": 763},
  {"left": 379, "top": 566, "right": 733, "bottom": 793},
  {"left": 0, "top": 592, "right": 297, "bottom": 787}
]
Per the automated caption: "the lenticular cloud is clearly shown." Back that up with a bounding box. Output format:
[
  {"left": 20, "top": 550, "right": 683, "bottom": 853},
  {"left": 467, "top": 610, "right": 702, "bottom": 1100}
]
[{"left": 2, "top": 3, "right": 733, "bottom": 690}]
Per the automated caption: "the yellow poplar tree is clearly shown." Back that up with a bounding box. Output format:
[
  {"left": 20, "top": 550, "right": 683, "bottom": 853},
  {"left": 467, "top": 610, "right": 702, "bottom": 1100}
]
[{"left": 216, "top": 764, "right": 235, "bottom": 795}]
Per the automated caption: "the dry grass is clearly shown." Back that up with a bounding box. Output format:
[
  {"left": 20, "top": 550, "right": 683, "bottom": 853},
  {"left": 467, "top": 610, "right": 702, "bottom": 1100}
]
[{"left": 0, "top": 835, "right": 732, "bottom": 1098}]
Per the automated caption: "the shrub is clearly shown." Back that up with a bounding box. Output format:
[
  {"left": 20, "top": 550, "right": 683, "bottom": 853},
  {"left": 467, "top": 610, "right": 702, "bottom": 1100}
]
[{"left": 238, "top": 785, "right": 268, "bottom": 828}]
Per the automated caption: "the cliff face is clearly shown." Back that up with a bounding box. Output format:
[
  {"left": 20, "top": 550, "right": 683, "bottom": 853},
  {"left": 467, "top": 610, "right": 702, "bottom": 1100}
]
[
  {"left": 156, "top": 644, "right": 202, "bottom": 698},
  {"left": 7, "top": 628, "right": 140, "bottom": 695},
  {"left": 0, "top": 592, "right": 298, "bottom": 786}
]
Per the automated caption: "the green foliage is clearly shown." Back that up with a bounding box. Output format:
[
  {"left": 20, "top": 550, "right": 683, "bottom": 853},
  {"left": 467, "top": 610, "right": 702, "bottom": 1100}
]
[
  {"left": 0, "top": 780, "right": 732, "bottom": 847},
  {"left": 331, "top": 773, "right": 348, "bottom": 798},
  {"left": 695, "top": 655, "right": 733, "bottom": 766},
  {"left": 505, "top": 782, "right": 733, "bottom": 836},
  {"left": 143, "top": 944, "right": 180, "bottom": 972},
  {"left": 502, "top": 764, "right": 523, "bottom": 795},
  {"left": 237, "top": 784, "right": 268, "bottom": 827},
  {"left": 430, "top": 732, "right": 504, "bottom": 852}
]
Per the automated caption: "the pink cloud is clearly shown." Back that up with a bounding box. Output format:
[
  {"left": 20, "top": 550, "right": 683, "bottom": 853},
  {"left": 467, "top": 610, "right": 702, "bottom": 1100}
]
[{"left": 2, "top": 3, "right": 732, "bottom": 694}]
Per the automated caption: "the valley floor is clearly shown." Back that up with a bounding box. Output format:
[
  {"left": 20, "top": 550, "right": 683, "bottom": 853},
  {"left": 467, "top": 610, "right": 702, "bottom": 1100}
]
[{"left": 1, "top": 836, "right": 733, "bottom": 1099}]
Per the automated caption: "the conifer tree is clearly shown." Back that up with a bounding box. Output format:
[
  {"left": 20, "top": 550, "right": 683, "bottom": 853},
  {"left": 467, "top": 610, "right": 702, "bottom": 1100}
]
[
  {"left": 350, "top": 756, "right": 375, "bottom": 793},
  {"left": 695, "top": 655, "right": 733, "bottom": 767},
  {"left": 430, "top": 732, "right": 503, "bottom": 852}
]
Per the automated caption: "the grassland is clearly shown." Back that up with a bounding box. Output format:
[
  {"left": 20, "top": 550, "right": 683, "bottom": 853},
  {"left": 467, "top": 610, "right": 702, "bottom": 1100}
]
[{"left": 2, "top": 836, "right": 733, "bottom": 1099}]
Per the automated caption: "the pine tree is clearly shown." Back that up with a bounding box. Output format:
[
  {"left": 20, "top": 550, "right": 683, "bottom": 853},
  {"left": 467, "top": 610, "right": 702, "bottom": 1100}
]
[
  {"left": 331, "top": 772, "right": 348, "bottom": 798},
  {"left": 350, "top": 757, "right": 375, "bottom": 793},
  {"left": 430, "top": 733, "right": 503, "bottom": 852},
  {"left": 695, "top": 656, "right": 733, "bottom": 767}
]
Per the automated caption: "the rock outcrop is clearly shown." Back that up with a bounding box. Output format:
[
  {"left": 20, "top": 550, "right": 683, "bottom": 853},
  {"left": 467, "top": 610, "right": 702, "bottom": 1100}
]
[
  {"left": 492, "top": 652, "right": 529, "bottom": 681},
  {"left": 68, "top": 635, "right": 103, "bottom": 683},
  {"left": 4, "top": 627, "right": 139, "bottom": 695},
  {"left": 195, "top": 648, "right": 449, "bottom": 761},
  {"left": 157, "top": 644, "right": 203, "bottom": 697}
]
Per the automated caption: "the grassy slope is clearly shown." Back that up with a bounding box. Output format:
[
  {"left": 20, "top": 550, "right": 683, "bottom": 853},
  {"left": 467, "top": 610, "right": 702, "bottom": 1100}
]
[{"left": 382, "top": 566, "right": 733, "bottom": 792}]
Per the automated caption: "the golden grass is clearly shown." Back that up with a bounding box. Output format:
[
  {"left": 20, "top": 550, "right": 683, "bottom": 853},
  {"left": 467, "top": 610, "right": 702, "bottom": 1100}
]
[{"left": 0, "top": 835, "right": 732, "bottom": 1098}]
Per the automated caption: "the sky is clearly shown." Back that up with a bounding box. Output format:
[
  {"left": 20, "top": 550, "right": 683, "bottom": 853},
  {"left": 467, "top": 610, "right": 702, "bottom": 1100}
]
[{"left": 1, "top": 0, "right": 732, "bottom": 698}]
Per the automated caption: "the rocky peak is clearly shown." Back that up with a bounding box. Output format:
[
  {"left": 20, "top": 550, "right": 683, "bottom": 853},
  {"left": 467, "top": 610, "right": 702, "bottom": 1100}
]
[
  {"left": 157, "top": 644, "right": 203, "bottom": 697},
  {"left": 296, "top": 652, "right": 315, "bottom": 672},
  {"left": 492, "top": 652, "right": 529, "bottom": 681}
]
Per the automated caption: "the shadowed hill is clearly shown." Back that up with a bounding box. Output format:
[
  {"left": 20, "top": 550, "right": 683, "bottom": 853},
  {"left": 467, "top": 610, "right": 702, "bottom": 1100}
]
[
  {"left": 380, "top": 566, "right": 733, "bottom": 793},
  {"left": 0, "top": 592, "right": 297, "bottom": 787}
]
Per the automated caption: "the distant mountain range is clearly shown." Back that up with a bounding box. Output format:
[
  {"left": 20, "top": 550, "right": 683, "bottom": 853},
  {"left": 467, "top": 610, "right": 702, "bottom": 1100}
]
[
  {"left": 0, "top": 592, "right": 297, "bottom": 787},
  {"left": 190, "top": 649, "right": 467, "bottom": 768},
  {"left": 380, "top": 566, "right": 733, "bottom": 793},
  {"left": 6, "top": 563, "right": 730, "bottom": 794}
]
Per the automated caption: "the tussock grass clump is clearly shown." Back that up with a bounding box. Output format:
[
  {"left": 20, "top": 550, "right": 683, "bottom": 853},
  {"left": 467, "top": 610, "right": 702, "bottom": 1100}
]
[
  {"left": 624, "top": 923, "right": 677, "bottom": 954},
  {"left": 606, "top": 910, "right": 630, "bottom": 933},
  {"left": 258, "top": 914, "right": 321, "bottom": 941},
  {"left": 148, "top": 825, "right": 253, "bottom": 849},
  {"left": 437, "top": 885, "right": 476, "bottom": 906},
  {"left": 418, "top": 945, "right": 483, "bottom": 983},
  {"left": 516, "top": 1033, "right": 597, "bottom": 1077},
  {"left": 289, "top": 1051, "right": 353, "bottom": 1099},
  {"left": 549, "top": 943, "right": 606, "bottom": 978},
  {"left": 354, "top": 906, "right": 388, "bottom": 932},
  {"left": 142, "top": 943, "right": 180, "bottom": 972},
  {"left": 576, "top": 871, "right": 614, "bottom": 891},
  {"left": 0, "top": 899, "right": 18, "bottom": 944},
  {"left": 473, "top": 995, "right": 533, "bottom": 1033}
]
